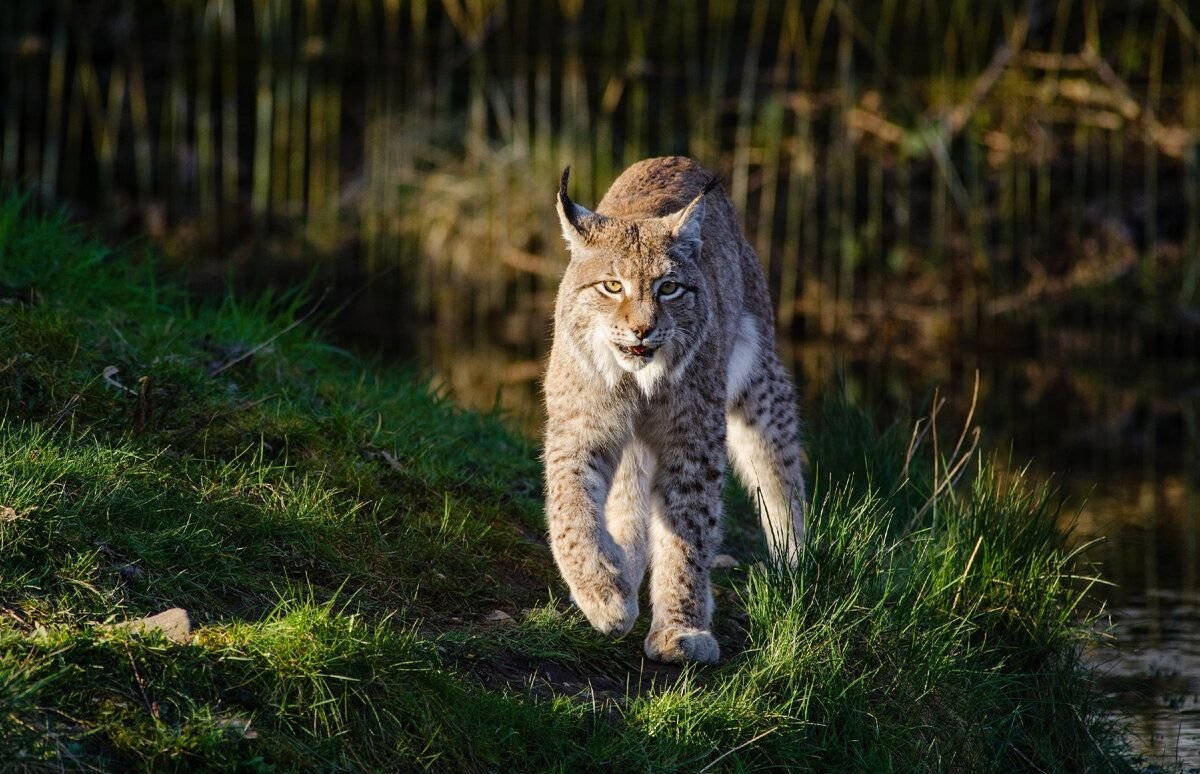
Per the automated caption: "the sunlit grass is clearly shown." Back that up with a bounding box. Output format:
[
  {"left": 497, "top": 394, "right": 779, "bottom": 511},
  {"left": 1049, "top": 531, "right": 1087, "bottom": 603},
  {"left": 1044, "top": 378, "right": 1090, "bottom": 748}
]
[{"left": 0, "top": 200, "right": 1147, "bottom": 769}]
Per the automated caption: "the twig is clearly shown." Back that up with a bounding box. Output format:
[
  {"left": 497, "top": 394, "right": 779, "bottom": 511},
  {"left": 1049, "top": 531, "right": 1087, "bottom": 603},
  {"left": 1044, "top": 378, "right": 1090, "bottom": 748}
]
[
  {"left": 1009, "top": 742, "right": 1049, "bottom": 774},
  {"left": 985, "top": 250, "right": 1137, "bottom": 316},
  {"left": 1019, "top": 51, "right": 1092, "bottom": 71},
  {"left": 951, "top": 535, "right": 984, "bottom": 612},
  {"left": 11, "top": 714, "right": 94, "bottom": 771},
  {"left": 1075, "top": 706, "right": 1119, "bottom": 773},
  {"left": 1, "top": 605, "right": 26, "bottom": 626},
  {"left": 946, "top": 370, "right": 980, "bottom": 465},
  {"left": 931, "top": 387, "right": 940, "bottom": 526},
  {"left": 903, "top": 395, "right": 944, "bottom": 481},
  {"left": 125, "top": 643, "right": 160, "bottom": 721},
  {"left": 47, "top": 393, "right": 82, "bottom": 431},
  {"left": 945, "top": 13, "right": 1029, "bottom": 135},
  {"left": 698, "top": 727, "right": 779, "bottom": 773},
  {"left": 102, "top": 365, "right": 137, "bottom": 395},
  {"left": 1078, "top": 44, "right": 1192, "bottom": 157},
  {"left": 917, "top": 12, "right": 1031, "bottom": 215},
  {"left": 1082, "top": 46, "right": 1154, "bottom": 125},
  {"left": 325, "top": 267, "right": 398, "bottom": 323},
  {"left": 1157, "top": 0, "right": 1200, "bottom": 52},
  {"left": 902, "top": 377, "right": 985, "bottom": 535},
  {"left": 379, "top": 449, "right": 404, "bottom": 472},
  {"left": 917, "top": 121, "right": 970, "bottom": 215},
  {"left": 902, "top": 417, "right": 926, "bottom": 480},
  {"left": 207, "top": 288, "right": 330, "bottom": 377},
  {"left": 914, "top": 427, "right": 982, "bottom": 522},
  {"left": 44, "top": 354, "right": 113, "bottom": 430}
]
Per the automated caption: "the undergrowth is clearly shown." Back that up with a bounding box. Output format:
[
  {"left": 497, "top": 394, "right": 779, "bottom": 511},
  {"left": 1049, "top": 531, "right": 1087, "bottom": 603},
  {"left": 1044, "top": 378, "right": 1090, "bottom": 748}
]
[{"left": 0, "top": 198, "right": 1139, "bottom": 770}]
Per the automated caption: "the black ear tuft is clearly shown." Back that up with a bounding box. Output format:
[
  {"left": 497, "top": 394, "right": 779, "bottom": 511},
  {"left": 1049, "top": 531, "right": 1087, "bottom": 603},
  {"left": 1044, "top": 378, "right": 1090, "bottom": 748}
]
[
  {"left": 700, "top": 173, "right": 721, "bottom": 197},
  {"left": 559, "top": 166, "right": 572, "bottom": 206},
  {"left": 558, "top": 166, "right": 582, "bottom": 231}
]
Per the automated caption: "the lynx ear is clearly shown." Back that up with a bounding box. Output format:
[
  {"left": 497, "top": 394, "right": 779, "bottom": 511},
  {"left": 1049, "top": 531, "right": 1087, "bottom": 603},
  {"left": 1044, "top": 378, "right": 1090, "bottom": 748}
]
[
  {"left": 665, "top": 174, "right": 719, "bottom": 245},
  {"left": 556, "top": 166, "right": 603, "bottom": 251}
]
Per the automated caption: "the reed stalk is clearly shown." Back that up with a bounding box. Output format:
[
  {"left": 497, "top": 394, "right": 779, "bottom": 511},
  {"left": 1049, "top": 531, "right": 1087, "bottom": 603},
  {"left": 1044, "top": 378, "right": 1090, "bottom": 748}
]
[{"left": 0, "top": 0, "right": 1193, "bottom": 344}]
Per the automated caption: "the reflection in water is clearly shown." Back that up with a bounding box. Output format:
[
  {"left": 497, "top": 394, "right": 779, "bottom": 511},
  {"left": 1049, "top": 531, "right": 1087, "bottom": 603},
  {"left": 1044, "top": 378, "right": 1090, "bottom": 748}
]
[
  {"left": 337, "top": 303, "right": 1200, "bottom": 764},
  {"left": 1098, "top": 592, "right": 1200, "bottom": 765}
]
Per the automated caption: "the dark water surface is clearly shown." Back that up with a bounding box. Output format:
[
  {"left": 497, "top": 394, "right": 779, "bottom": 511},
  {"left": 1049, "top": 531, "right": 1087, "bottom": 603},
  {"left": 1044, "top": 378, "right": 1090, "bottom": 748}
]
[{"left": 326, "top": 295, "right": 1199, "bottom": 766}]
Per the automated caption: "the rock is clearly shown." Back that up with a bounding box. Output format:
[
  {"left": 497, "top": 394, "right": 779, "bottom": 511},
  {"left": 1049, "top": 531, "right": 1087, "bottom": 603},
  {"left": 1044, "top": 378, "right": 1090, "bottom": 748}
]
[
  {"left": 711, "top": 553, "right": 738, "bottom": 570},
  {"left": 104, "top": 607, "right": 191, "bottom": 643},
  {"left": 484, "top": 609, "right": 515, "bottom": 624},
  {"left": 214, "top": 715, "right": 258, "bottom": 739},
  {"left": 113, "top": 564, "right": 145, "bottom": 582}
]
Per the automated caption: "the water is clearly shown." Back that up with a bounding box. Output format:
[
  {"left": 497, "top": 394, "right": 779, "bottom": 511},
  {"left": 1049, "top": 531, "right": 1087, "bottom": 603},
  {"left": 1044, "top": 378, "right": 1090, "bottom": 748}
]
[
  {"left": 1100, "top": 592, "right": 1200, "bottom": 765},
  {"left": 328, "top": 289, "right": 1200, "bottom": 764},
  {"left": 3, "top": 0, "right": 1199, "bottom": 764}
]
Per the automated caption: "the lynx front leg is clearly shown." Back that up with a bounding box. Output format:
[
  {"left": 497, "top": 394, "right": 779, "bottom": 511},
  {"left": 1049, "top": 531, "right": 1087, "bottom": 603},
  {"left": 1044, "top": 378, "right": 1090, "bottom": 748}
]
[
  {"left": 544, "top": 438, "right": 639, "bottom": 637},
  {"left": 644, "top": 420, "right": 726, "bottom": 665}
]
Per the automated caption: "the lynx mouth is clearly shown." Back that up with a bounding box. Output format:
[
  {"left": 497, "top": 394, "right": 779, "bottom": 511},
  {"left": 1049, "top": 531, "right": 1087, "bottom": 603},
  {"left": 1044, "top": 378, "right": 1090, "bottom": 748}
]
[{"left": 617, "top": 343, "right": 656, "bottom": 359}]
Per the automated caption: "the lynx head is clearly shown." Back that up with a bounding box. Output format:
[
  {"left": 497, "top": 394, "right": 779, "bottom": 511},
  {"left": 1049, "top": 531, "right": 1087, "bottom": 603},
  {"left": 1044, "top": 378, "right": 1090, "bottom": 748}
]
[{"left": 555, "top": 167, "right": 718, "bottom": 393}]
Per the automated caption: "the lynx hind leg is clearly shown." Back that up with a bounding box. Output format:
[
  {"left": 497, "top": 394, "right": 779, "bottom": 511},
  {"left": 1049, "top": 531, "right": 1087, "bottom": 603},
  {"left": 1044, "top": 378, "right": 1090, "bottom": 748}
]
[
  {"left": 726, "top": 319, "right": 806, "bottom": 564},
  {"left": 604, "top": 439, "right": 652, "bottom": 595},
  {"left": 643, "top": 420, "right": 725, "bottom": 665}
]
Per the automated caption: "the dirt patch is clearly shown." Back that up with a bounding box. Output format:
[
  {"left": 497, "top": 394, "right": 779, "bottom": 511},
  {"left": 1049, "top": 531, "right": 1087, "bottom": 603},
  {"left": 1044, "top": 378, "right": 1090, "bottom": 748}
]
[{"left": 470, "top": 647, "right": 687, "bottom": 709}]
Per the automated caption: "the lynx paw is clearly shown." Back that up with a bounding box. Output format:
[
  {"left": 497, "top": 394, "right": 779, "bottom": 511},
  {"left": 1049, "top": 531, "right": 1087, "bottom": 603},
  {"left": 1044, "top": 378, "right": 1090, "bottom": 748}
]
[
  {"left": 571, "top": 578, "right": 638, "bottom": 637},
  {"left": 644, "top": 626, "right": 720, "bottom": 664}
]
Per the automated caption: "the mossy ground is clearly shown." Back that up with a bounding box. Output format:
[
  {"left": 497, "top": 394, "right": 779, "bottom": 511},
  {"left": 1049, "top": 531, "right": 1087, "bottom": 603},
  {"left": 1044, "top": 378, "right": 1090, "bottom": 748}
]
[{"left": 0, "top": 199, "right": 1141, "bottom": 770}]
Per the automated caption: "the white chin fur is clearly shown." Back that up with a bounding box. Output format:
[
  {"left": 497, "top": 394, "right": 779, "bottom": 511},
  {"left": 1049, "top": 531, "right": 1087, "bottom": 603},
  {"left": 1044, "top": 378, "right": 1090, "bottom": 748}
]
[
  {"left": 631, "top": 353, "right": 669, "bottom": 397},
  {"left": 612, "top": 348, "right": 652, "bottom": 372},
  {"left": 586, "top": 330, "right": 670, "bottom": 397},
  {"left": 605, "top": 342, "right": 669, "bottom": 397}
]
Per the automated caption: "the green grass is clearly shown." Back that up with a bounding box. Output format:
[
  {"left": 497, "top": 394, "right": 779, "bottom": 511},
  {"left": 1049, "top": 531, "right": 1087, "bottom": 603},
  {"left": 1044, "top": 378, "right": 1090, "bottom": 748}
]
[{"left": 0, "top": 198, "right": 1139, "bottom": 770}]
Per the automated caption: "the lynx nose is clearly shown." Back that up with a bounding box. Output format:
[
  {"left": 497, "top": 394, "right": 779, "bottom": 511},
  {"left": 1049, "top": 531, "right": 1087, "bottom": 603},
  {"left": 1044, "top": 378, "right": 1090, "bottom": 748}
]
[{"left": 628, "top": 320, "right": 656, "bottom": 341}]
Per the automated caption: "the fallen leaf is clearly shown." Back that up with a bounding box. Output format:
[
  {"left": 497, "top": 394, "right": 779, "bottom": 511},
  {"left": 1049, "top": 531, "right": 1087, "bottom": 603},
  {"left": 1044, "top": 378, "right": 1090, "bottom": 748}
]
[
  {"left": 102, "top": 365, "right": 135, "bottom": 394},
  {"left": 380, "top": 449, "right": 404, "bottom": 472}
]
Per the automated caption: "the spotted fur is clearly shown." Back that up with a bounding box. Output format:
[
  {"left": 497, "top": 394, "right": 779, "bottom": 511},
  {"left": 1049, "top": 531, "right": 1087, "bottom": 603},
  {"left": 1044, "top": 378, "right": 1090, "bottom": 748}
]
[{"left": 543, "top": 156, "right": 807, "bottom": 664}]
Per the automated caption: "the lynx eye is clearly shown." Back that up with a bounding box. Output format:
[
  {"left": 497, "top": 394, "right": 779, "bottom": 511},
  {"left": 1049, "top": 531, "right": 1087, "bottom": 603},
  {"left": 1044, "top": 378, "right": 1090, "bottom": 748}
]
[
  {"left": 600, "top": 280, "right": 624, "bottom": 295},
  {"left": 658, "top": 280, "right": 682, "bottom": 298}
]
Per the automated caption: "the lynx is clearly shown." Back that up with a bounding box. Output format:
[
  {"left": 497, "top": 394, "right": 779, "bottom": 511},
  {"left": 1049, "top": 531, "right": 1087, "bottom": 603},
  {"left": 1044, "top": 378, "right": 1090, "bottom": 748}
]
[{"left": 543, "top": 156, "right": 806, "bottom": 665}]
